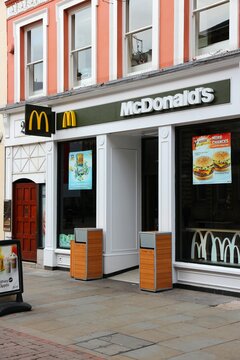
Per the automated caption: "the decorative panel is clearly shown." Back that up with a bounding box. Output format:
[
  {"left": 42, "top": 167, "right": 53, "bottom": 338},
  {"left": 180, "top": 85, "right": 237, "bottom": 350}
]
[{"left": 12, "top": 144, "right": 46, "bottom": 175}]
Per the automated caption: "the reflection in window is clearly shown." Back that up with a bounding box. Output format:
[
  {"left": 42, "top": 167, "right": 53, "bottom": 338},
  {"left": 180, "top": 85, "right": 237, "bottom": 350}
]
[
  {"left": 176, "top": 120, "right": 240, "bottom": 268},
  {"left": 194, "top": 0, "right": 229, "bottom": 55},
  {"left": 126, "top": 0, "right": 152, "bottom": 71},
  {"left": 57, "top": 139, "right": 96, "bottom": 249},
  {"left": 70, "top": 6, "right": 92, "bottom": 87},
  {"left": 26, "top": 24, "right": 43, "bottom": 96}
]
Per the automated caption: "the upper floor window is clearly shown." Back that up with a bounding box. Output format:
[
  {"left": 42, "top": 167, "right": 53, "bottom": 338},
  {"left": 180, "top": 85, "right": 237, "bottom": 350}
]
[
  {"left": 125, "top": 0, "right": 153, "bottom": 74},
  {"left": 193, "top": 0, "right": 230, "bottom": 56},
  {"left": 13, "top": 10, "right": 47, "bottom": 102},
  {"left": 26, "top": 23, "right": 44, "bottom": 97},
  {"left": 70, "top": 5, "right": 92, "bottom": 88}
]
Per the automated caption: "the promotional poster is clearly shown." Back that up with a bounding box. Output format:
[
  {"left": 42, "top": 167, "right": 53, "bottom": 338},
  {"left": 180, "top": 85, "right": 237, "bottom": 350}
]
[
  {"left": 192, "top": 133, "right": 231, "bottom": 185},
  {"left": 0, "top": 244, "right": 20, "bottom": 294},
  {"left": 68, "top": 150, "right": 92, "bottom": 190}
]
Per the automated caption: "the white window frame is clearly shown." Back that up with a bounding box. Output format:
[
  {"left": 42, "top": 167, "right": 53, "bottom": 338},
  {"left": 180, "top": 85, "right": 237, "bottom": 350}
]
[
  {"left": 190, "top": 0, "right": 238, "bottom": 59},
  {"left": 13, "top": 9, "right": 48, "bottom": 102},
  {"left": 69, "top": 4, "right": 92, "bottom": 88},
  {"left": 25, "top": 22, "right": 44, "bottom": 98},
  {"left": 56, "top": 0, "right": 97, "bottom": 93},
  {"left": 123, "top": 0, "right": 159, "bottom": 77}
]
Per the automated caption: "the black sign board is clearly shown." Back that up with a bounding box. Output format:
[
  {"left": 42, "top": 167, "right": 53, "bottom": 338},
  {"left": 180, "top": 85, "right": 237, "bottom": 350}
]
[
  {"left": 25, "top": 104, "right": 55, "bottom": 137},
  {"left": 0, "top": 240, "right": 31, "bottom": 316},
  {"left": 0, "top": 240, "right": 23, "bottom": 297}
]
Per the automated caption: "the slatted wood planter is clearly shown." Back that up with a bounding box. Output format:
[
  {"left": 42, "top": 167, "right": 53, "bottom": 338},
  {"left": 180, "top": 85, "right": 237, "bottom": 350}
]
[
  {"left": 70, "top": 228, "right": 103, "bottom": 280},
  {"left": 139, "top": 232, "right": 172, "bottom": 292}
]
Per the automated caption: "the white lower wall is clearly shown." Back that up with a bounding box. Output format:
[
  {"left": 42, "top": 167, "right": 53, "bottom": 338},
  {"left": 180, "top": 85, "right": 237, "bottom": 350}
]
[{"left": 175, "top": 262, "right": 240, "bottom": 293}]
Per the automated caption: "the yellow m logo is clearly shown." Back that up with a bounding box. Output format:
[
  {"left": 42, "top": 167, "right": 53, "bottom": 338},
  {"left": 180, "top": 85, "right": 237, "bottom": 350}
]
[
  {"left": 29, "top": 110, "right": 49, "bottom": 132},
  {"left": 62, "top": 111, "right": 77, "bottom": 128}
]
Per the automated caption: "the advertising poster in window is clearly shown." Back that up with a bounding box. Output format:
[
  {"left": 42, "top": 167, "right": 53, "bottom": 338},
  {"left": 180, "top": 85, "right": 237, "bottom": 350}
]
[
  {"left": 0, "top": 243, "right": 20, "bottom": 294},
  {"left": 68, "top": 150, "right": 92, "bottom": 190},
  {"left": 193, "top": 132, "right": 231, "bottom": 185}
]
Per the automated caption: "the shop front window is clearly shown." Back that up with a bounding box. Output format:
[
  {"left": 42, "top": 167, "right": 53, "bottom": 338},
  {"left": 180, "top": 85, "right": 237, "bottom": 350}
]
[
  {"left": 57, "top": 139, "right": 96, "bottom": 249},
  {"left": 176, "top": 120, "right": 240, "bottom": 268}
]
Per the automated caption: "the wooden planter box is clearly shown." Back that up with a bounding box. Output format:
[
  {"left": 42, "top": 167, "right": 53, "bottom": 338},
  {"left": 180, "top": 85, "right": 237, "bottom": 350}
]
[
  {"left": 70, "top": 228, "right": 103, "bottom": 280},
  {"left": 139, "top": 232, "right": 172, "bottom": 292}
]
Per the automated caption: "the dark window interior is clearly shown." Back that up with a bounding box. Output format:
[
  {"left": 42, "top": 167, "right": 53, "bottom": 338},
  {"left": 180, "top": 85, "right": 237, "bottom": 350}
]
[
  {"left": 176, "top": 120, "right": 240, "bottom": 267},
  {"left": 142, "top": 137, "right": 158, "bottom": 231},
  {"left": 57, "top": 139, "right": 96, "bottom": 248}
]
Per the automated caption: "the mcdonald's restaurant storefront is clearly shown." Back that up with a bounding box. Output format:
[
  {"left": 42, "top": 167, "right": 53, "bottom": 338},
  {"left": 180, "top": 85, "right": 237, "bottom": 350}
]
[{"left": 4, "top": 59, "right": 240, "bottom": 293}]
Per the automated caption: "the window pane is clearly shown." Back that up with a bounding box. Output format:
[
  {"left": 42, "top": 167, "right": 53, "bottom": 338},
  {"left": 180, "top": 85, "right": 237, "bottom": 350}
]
[
  {"left": 72, "top": 6, "right": 91, "bottom": 50},
  {"left": 196, "top": 0, "right": 225, "bottom": 7},
  {"left": 73, "top": 48, "right": 91, "bottom": 86},
  {"left": 128, "top": 29, "right": 152, "bottom": 67},
  {"left": 27, "top": 25, "right": 43, "bottom": 63},
  {"left": 128, "top": 0, "right": 152, "bottom": 31},
  {"left": 176, "top": 120, "right": 240, "bottom": 268},
  {"left": 57, "top": 139, "right": 96, "bottom": 249},
  {"left": 32, "top": 62, "right": 43, "bottom": 91},
  {"left": 197, "top": 3, "right": 229, "bottom": 49}
]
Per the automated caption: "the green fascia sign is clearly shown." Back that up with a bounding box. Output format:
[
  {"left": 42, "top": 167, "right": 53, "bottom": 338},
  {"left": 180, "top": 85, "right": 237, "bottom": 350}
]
[{"left": 57, "top": 79, "right": 230, "bottom": 130}]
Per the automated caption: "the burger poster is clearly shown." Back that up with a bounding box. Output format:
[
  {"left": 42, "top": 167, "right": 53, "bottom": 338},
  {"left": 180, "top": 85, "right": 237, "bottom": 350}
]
[{"left": 192, "top": 133, "right": 231, "bottom": 185}]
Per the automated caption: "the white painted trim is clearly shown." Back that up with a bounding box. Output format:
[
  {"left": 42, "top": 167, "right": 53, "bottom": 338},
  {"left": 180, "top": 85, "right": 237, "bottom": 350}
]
[
  {"left": 158, "top": 126, "right": 172, "bottom": 232},
  {"left": 13, "top": 174, "right": 45, "bottom": 183},
  {"left": 56, "top": 0, "right": 97, "bottom": 93},
  {"left": 109, "top": 0, "right": 118, "bottom": 80},
  {"left": 44, "top": 141, "right": 58, "bottom": 267},
  {"left": 229, "top": 0, "right": 239, "bottom": 50},
  {"left": 174, "top": 0, "right": 184, "bottom": 64},
  {"left": 13, "top": 9, "right": 48, "bottom": 102},
  {"left": 97, "top": 135, "right": 107, "bottom": 253},
  {"left": 175, "top": 261, "right": 240, "bottom": 292}
]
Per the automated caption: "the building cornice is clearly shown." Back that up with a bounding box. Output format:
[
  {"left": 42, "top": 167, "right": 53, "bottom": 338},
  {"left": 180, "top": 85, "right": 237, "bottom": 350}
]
[
  {"left": 5, "top": 0, "right": 50, "bottom": 19},
  {"left": 1, "top": 49, "right": 240, "bottom": 114}
]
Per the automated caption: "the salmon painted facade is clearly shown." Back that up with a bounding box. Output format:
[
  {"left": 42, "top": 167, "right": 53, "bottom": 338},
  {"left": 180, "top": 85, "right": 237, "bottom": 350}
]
[{"left": 2, "top": 0, "right": 240, "bottom": 294}]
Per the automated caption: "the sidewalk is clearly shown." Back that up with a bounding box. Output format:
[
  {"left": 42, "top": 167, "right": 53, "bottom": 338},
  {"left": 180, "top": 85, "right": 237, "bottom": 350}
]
[{"left": 1, "top": 266, "right": 240, "bottom": 359}]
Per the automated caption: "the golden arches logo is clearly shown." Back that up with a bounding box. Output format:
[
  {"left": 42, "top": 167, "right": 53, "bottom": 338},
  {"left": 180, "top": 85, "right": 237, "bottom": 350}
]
[
  {"left": 29, "top": 110, "right": 49, "bottom": 132},
  {"left": 62, "top": 111, "right": 76, "bottom": 128}
]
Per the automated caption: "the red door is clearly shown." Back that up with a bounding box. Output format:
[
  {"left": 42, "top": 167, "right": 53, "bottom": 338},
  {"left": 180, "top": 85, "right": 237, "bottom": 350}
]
[{"left": 13, "top": 183, "right": 38, "bottom": 262}]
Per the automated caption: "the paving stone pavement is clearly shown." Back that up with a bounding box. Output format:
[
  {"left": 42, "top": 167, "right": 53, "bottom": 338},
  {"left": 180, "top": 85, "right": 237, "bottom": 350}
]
[
  {"left": 0, "top": 327, "right": 105, "bottom": 360},
  {"left": 1, "top": 266, "right": 240, "bottom": 359}
]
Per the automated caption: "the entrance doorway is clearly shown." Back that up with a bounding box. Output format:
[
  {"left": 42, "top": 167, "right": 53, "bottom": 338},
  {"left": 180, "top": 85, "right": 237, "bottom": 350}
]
[
  {"left": 142, "top": 137, "right": 158, "bottom": 231},
  {"left": 12, "top": 182, "right": 38, "bottom": 262}
]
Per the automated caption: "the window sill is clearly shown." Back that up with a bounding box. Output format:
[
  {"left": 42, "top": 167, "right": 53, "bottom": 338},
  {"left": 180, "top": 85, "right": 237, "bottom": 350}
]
[
  {"left": 71, "top": 78, "right": 95, "bottom": 90},
  {"left": 125, "top": 65, "right": 155, "bottom": 78},
  {"left": 26, "top": 91, "right": 45, "bottom": 100}
]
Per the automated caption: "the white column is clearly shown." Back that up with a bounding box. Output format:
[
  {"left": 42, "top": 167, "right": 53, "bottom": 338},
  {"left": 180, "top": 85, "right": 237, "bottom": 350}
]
[
  {"left": 44, "top": 141, "right": 57, "bottom": 268},
  {"left": 109, "top": 0, "right": 118, "bottom": 80},
  {"left": 158, "top": 126, "right": 176, "bottom": 282},
  {"left": 96, "top": 135, "right": 107, "bottom": 254},
  {"left": 5, "top": 146, "right": 13, "bottom": 240}
]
